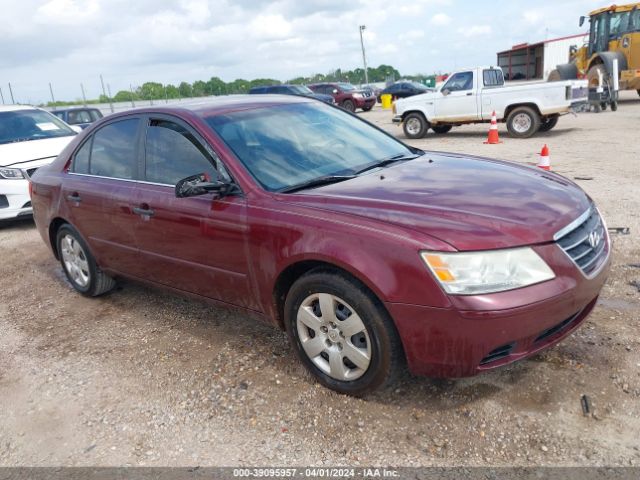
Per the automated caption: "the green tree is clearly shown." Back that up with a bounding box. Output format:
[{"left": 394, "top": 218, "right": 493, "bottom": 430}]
[
  {"left": 138, "top": 82, "right": 164, "bottom": 100},
  {"left": 178, "top": 81, "right": 193, "bottom": 98},
  {"left": 113, "top": 90, "right": 137, "bottom": 103},
  {"left": 206, "top": 76, "right": 227, "bottom": 95},
  {"left": 165, "top": 84, "right": 180, "bottom": 99},
  {"left": 192, "top": 80, "right": 208, "bottom": 97}
]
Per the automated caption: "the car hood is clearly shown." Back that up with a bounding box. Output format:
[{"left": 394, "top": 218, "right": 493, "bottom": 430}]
[
  {"left": 281, "top": 153, "right": 591, "bottom": 251},
  {"left": 0, "top": 136, "right": 75, "bottom": 167}
]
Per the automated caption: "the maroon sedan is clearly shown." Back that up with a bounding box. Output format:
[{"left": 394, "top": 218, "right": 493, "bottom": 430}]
[
  {"left": 308, "top": 82, "right": 376, "bottom": 112},
  {"left": 30, "top": 96, "right": 610, "bottom": 395}
]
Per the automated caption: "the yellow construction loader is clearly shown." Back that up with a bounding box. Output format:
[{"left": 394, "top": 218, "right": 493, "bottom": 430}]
[{"left": 550, "top": 3, "right": 640, "bottom": 110}]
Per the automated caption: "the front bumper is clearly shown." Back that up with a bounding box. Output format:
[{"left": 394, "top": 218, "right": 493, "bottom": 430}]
[
  {"left": 354, "top": 97, "right": 376, "bottom": 109},
  {"left": 392, "top": 115, "right": 403, "bottom": 124},
  {"left": 386, "top": 244, "right": 611, "bottom": 378},
  {"left": 0, "top": 178, "right": 32, "bottom": 220}
]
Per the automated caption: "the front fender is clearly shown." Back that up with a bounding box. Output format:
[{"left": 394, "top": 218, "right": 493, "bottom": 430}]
[
  {"left": 590, "top": 51, "right": 628, "bottom": 75},
  {"left": 247, "top": 199, "right": 454, "bottom": 323}
]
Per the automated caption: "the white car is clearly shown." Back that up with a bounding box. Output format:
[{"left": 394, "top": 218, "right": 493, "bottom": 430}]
[
  {"left": 0, "top": 105, "right": 78, "bottom": 221},
  {"left": 392, "top": 66, "right": 588, "bottom": 139}
]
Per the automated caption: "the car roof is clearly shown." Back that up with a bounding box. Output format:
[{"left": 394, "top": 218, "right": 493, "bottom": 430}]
[
  {"left": 0, "top": 104, "right": 41, "bottom": 112},
  {"left": 101, "top": 94, "right": 314, "bottom": 120},
  {"left": 52, "top": 107, "right": 101, "bottom": 112}
]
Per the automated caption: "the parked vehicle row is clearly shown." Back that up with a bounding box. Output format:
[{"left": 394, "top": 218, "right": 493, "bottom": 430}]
[
  {"left": 392, "top": 66, "right": 589, "bottom": 138},
  {"left": 248, "top": 84, "right": 335, "bottom": 105},
  {"left": 30, "top": 95, "right": 610, "bottom": 395}
]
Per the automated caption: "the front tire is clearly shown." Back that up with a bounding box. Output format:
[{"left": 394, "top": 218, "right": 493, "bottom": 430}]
[
  {"left": 362, "top": 105, "right": 373, "bottom": 112},
  {"left": 284, "top": 270, "right": 403, "bottom": 396},
  {"left": 341, "top": 99, "right": 356, "bottom": 112},
  {"left": 402, "top": 112, "right": 429, "bottom": 139},
  {"left": 539, "top": 116, "right": 559, "bottom": 132},
  {"left": 506, "top": 106, "right": 541, "bottom": 138},
  {"left": 56, "top": 224, "right": 116, "bottom": 297}
]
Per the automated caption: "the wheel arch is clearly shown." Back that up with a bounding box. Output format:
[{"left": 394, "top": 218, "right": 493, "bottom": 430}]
[
  {"left": 48, "top": 217, "right": 70, "bottom": 260},
  {"left": 588, "top": 52, "right": 628, "bottom": 76},
  {"left": 504, "top": 103, "right": 542, "bottom": 119},
  {"left": 401, "top": 109, "right": 429, "bottom": 123},
  {"left": 271, "top": 259, "right": 388, "bottom": 331}
]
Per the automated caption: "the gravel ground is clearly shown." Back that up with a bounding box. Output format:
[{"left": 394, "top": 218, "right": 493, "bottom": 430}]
[{"left": 1, "top": 91, "right": 639, "bottom": 467}]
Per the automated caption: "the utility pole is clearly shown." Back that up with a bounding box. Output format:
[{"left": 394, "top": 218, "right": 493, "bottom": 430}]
[
  {"left": 359, "top": 25, "right": 369, "bottom": 85},
  {"left": 80, "top": 83, "right": 87, "bottom": 106},
  {"left": 129, "top": 84, "right": 136, "bottom": 107},
  {"left": 8, "top": 82, "right": 15, "bottom": 103},
  {"left": 49, "top": 83, "right": 56, "bottom": 105},
  {"left": 100, "top": 74, "right": 114, "bottom": 112},
  {"left": 0, "top": 86, "right": 4, "bottom": 104}
]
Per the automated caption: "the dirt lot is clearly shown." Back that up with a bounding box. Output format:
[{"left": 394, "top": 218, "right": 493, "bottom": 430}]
[{"left": 1, "top": 92, "right": 639, "bottom": 467}]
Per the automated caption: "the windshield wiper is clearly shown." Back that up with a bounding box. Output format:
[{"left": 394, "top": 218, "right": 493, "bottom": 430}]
[
  {"left": 279, "top": 175, "right": 356, "bottom": 193},
  {"left": 353, "top": 152, "right": 421, "bottom": 175}
]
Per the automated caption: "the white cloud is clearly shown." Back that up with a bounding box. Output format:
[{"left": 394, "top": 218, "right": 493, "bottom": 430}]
[
  {"left": 431, "top": 13, "right": 451, "bottom": 26},
  {"left": 399, "top": 29, "right": 425, "bottom": 41},
  {"left": 459, "top": 25, "right": 492, "bottom": 37},
  {"left": 249, "top": 14, "right": 293, "bottom": 39}
]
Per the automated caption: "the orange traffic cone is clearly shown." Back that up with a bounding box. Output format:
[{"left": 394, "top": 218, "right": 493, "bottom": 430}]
[
  {"left": 537, "top": 145, "right": 551, "bottom": 170},
  {"left": 484, "top": 111, "right": 501, "bottom": 144}
]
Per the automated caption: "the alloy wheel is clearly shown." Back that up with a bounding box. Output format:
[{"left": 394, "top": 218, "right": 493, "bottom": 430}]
[{"left": 60, "top": 234, "right": 90, "bottom": 288}]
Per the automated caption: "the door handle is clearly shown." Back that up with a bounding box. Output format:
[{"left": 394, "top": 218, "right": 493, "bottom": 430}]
[
  {"left": 466, "top": 92, "right": 473, "bottom": 96},
  {"left": 132, "top": 206, "right": 155, "bottom": 217},
  {"left": 66, "top": 193, "right": 82, "bottom": 202}
]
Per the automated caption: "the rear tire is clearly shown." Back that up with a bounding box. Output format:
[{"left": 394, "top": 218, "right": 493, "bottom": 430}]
[
  {"left": 539, "top": 116, "right": 559, "bottom": 132},
  {"left": 402, "top": 112, "right": 429, "bottom": 139},
  {"left": 432, "top": 125, "right": 452, "bottom": 134},
  {"left": 362, "top": 105, "right": 373, "bottom": 112},
  {"left": 56, "top": 224, "right": 116, "bottom": 297},
  {"left": 506, "top": 106, "right": 541, "bottom": 138},
  {"left": 611, "top": 101, "right": 618, "bottom": 112},
  {"left": 284, "top": 269, "right": 403, "bottom": 396},
  {"left": 341, "top": 99, "right": 356, "bottom": 112}
]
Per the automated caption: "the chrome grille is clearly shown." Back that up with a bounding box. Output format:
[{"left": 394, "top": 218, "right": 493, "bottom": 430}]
[{"left": 555, "top": 208, "right": 608, "bottom": 276}]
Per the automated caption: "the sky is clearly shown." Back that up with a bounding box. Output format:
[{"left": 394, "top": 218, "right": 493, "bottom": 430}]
[{"left": 0, "top": 0, "right": 607, "bottom": 104}]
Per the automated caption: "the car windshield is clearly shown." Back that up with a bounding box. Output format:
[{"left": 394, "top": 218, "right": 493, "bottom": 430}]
[
  {"left": 337, "top": 83, "right": 356, "bottom": 92},
  {"left": 0, "top": 109, "right": 75, "bottom": 145},
  {"left": 290, "top": 85, "right": 313, "bottom": 95},
  {"left": 410, "top": 82, "right": 428, "bottom": 90},
  {"left": 206, "top": 102, "right": 414, "bottom": 192}
]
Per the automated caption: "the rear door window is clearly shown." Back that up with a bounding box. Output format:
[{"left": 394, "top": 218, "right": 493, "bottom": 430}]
[
  {"left": 144, "top": 119, "right": 229, "bottom": 186},
  {"left": 483, "top": 69, "right": 504, "bottom": 87},
  {"left": 72, "top": 138, "right": 92, "bottom": 174},
  {"left": 89, "top": 119, "right": 140, "bottom": 179}
]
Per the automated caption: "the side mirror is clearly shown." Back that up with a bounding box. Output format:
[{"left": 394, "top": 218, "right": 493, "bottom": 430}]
[
  {"left": 332, "top": 89, "right": 338, "bottom": 94},
  {"left": 579, "top": 15, "right": 585, "bottom": 27},
  {"left": 441, "top": 89, "right": 450, "bottom": 96},
  {"left": 175, "top": 173, "right": 232, "bottom": 198}
]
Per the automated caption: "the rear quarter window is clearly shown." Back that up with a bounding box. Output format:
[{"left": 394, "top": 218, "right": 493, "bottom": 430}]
[{"left": 483, "top": 69, "right": 504, "bottom": 87}]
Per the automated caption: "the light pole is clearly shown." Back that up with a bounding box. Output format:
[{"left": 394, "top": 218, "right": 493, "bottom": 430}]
[{"left": 359, "top": 25, "right": 369, "bottom": 85}]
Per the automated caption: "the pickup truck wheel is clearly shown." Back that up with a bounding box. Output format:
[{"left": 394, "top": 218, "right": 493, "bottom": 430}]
[
  {"left": 403, "top": 113, "right": 428, "bottom": 139},
  {"left": 341, "top": 99, "right": 356, "bottom": 112},
  {"left": 284, "top": 270, "right": 403, "bottom": 396},
  {"left": 539, "top": 116, "right": 559, "bottom": 132},
  {"left": 432, "top": 125, "right": 452, "bottom": 134},
  {"left": 56, "top": 224, "right": 116, "bottom": 297},
  {"left": 506, "top": 106, "right": 540, "bottom": 138}
]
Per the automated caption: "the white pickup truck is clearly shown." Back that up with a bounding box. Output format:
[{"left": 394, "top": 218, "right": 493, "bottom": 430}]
[{"left": 392, "top": 66, "right": 588, "bottom": 139}]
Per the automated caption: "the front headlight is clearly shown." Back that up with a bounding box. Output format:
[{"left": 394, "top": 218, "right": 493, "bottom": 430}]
[
  {"left": 0, "top": 167, "right": 25, "bottom": 179},
  {"left": 421, "top": 247, "right": 555, "bottom": 295}
]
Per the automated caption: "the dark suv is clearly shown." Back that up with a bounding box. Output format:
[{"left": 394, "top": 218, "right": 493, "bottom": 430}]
[
  {"left": 308, "top": 83, "right": 376, "bottom": 112},
  {"left": 52, "top": 108, "right": 103, "bottom": 129},
  {"left": 249, "top": 85, "right": 334, "bottom": 104}
]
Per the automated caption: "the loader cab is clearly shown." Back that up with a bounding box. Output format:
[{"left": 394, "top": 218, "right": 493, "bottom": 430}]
[{"left": 588, "top": 11, "right": 611, "bottom": 56}]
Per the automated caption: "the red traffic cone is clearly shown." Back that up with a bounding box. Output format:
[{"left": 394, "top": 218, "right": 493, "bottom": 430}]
[
  {"left": 484, "top": 111, "right": 501, "bottom": 144},
  {"left": 537, "top": 145, "right": 551, "bottom": 170}
]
